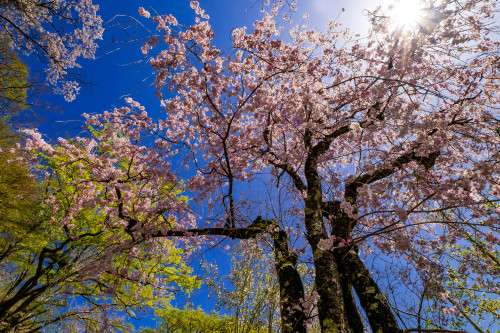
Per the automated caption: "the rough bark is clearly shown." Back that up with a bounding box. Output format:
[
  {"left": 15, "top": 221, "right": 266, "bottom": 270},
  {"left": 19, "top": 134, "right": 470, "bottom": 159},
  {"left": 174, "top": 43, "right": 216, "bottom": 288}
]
[
  {"left": 304, "top": 134, "right": 349, "bottom": 333},
  {"left": 323, "top": 201, "right": 364, "bottom": 332},
  {"left": 312, "top": 246, "right": 348, "bottom": 333},
  {"left": 337, "top": 258, "right": 364, "bottom": 333},
  {"left": 337, "top": 246, "right": 403, "bottom": 333},
  {"left": 341, "top": 280, "right": 364, "bottom": 333},
  {"left": 273, "top": 228, "right": 306, "bottom": 333}
]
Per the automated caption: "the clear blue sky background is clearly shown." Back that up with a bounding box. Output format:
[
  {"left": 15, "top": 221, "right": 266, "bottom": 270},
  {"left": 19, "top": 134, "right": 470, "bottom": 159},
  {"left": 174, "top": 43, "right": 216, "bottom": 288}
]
[
  {"left": 20, "top": 0, "right": 397, "bottom": 324},
  {"left": 25, "top": 0, "right": 475, "bottom": 330},
  {"left": 18, "top": 0, "right": 500, "bottom": 331},
  {"left": 33, "top": 0, "right": 375, "bottom": 139}
]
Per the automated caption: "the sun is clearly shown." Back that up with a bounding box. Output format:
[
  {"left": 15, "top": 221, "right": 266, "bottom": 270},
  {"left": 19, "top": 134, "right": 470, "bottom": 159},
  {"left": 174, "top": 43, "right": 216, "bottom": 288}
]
[{"left": 387, "top": 0, "right": 425, "bottom": 30}]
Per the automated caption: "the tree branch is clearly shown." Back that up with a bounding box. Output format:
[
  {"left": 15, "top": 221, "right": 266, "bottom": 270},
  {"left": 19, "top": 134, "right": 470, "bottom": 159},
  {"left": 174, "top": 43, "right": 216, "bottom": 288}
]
[{"left": 344, "top": 150, "right": 440, "bottom": 203}]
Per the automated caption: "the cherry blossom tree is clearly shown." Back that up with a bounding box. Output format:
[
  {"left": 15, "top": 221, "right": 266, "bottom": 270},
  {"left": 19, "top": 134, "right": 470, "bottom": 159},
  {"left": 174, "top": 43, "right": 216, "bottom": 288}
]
[
  {"left": 0, "top": 0, "right": 104, "bottom": 101},
  {"left": 1, "top": 124, "right": 199, "bottom": 332},
  {"left": 21, "top": 0, "right": 500, "bottom": 332}
]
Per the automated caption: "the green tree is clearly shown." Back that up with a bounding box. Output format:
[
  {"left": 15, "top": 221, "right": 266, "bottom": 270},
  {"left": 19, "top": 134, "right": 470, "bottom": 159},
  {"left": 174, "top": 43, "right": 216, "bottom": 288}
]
[
  {"left": 202, "top": 241, "right": 281, "bottom": 333},
  {"left": 422, "top": 219, "right": 500, "bottom": 332},
  {"left": 0, "top": 126, "right": 199, "bottom": 332},
  {"left": 139, "top": 305, "right": 233, "bottom": 333},
  {"left": 0, "top": 37, "right": 29, "bottom": 118}
]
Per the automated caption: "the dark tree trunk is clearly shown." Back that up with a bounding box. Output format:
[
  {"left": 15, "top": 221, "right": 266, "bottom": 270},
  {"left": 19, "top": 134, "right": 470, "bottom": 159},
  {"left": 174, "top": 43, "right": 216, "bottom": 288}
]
[
  {"left": 273, "top": 229, "right": 307, "bottom": 333},
  {"left": 325, "top": 201, "right": 364, "bottom": 332},
  {"left": 312, "top": 247, "right": 349, "bottom": 332},
  {"left": 337, "top": 246, "right": 403, "bottom": 333},
  {"left": 303, "top": 135, "right": 350, "bottom": 333},
  {"left": 338, "top": 262, "right": 365, "bottom": 333},
  {"left": 304, "top": 188, "right": 348, "bottom": 331}
]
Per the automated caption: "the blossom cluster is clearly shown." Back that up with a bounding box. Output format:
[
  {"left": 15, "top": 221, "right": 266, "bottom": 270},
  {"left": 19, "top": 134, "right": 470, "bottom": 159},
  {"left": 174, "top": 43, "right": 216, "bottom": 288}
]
[{"left": 0, "top": 0, "right": 104, "bottom": 101}]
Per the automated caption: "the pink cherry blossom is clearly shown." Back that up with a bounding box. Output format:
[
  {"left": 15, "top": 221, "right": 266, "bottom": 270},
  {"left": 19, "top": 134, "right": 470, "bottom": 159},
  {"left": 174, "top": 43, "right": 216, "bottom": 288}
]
[
  {"left": 20, "top": 1, "right": 500, "bottom": 331},
  {"left": 0, "top": 0, "right": 103, "bottom": 101}
]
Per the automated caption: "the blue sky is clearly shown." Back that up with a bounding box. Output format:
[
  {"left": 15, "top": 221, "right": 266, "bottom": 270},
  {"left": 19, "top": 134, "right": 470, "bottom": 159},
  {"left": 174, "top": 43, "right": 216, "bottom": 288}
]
[
  {"left": 14, "top": 0, "right": 500, "bottom": 331},
  {"left": 23, "top": 0, "right": 470, "bottom": 330},
  {"left": 37, "top": 0, "right": 378, "bottom": 326},
  {"left": 33, "top": 0, "right": 378, "bottom": 139}
]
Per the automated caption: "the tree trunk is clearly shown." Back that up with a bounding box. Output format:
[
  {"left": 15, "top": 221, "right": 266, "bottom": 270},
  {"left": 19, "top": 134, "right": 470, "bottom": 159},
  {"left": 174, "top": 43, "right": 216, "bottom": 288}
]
[
  {"left": 326, "top": 201, "right": 364, "bottom": 332},
  {"left": 312, "top": 247, "right": 349, "bottom": 332},
  {"left": 337, "top": 246, "right": 403, "bottom": 333},
  {"left": 305, "top": 192, "right": 348, "bottom": 332},
  {"left": 338, "top": 263, "right": 364, "bottom": 333},
  {"left": 304, "top": 142, "right": 349, "bottom": 333},
  {"left": 273, "top": 229, "right": 306, "bottom": 333}
]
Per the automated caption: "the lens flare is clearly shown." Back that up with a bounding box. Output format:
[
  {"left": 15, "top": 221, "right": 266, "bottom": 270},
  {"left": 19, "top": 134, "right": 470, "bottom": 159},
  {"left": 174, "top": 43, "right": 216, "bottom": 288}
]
[{"left": 388, "top": 0, "right": 425, "bottom": 29}]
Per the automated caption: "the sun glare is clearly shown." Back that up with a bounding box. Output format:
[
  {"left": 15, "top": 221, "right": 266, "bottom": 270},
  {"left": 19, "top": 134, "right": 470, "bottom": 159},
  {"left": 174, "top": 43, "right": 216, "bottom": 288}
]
[{"left": 388, "top": 0, "right": 425, "bottom": 29}]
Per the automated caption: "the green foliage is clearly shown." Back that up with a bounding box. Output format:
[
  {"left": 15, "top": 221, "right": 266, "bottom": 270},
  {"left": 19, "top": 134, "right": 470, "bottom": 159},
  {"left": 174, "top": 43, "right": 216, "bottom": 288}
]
[
  {"left": 202, "top": 241, "right": 281, "bottom": 333},
  {"left": 139, "top": 305, "right": 233, "bottom": 333},
  {"left": 0, "top": 127, "right": 199, "bottom": 332},
  {"left": 0, "top": 39, "right": 33, "bottom": 244},
  {"left": 0, "top": 123, "right": 39, "bottom": 245},
  {"left": 434, "top": 229, "right": 499, "bottom": 332},
  {"left": 0, "top": 37, "right": 29, "bottom": 117}
]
